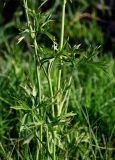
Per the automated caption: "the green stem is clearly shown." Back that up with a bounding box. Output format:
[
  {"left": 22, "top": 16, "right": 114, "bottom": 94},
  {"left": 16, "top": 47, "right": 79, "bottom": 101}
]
[
  {"left": 58, "top": 76, "right": 72, "bottom": 116},
  {"left": 48, "top": 73, "right": 54, "bottom": 117},
  {"left": 60, "top": 0, "right": 66, "bottom": 50},
  {"left": 41, "top": 60, "right": 54, "bottom": 117},
  {"left": 34, "top": 39, "right": 42, "bottom": 159},
  {"left": 52, "top": 1, "right": 67, "bottom": 160},
  {"left": 58, "top": 0, "right": 66, "bottom": 89},
  {"left": 57, "top": 0, "right": 66, "bottom": 113},
  {"left": 41, "top": 61, "right": 55, "bottom": 159},
  {"left": 24, "top": 1, "right": 42, "bottom": 158},
  {"left": 24, "top": 0, "right": 33, "bottom": 33},
  {"left": 34, "top": 39, "right": 41, "bottom": 102},
  {"left": 47, "top": 62, "right": 56, "bottom": 159}
]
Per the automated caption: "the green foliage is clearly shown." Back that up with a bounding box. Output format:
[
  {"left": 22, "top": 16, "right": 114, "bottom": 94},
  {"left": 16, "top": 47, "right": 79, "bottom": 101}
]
[{"left": 0, "top": 0, "right": 115, "bottom": 159}]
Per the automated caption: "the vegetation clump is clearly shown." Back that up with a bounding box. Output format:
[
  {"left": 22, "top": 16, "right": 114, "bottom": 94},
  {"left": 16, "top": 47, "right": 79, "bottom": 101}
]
[{"left": 0, "top": 0, "right": 115, "bottom": 159}]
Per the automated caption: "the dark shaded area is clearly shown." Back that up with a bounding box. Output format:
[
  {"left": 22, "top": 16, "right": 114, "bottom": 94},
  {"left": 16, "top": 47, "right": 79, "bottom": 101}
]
[
  {"left": 70, "top": 0, "right": 115, "bottom": 55},
  {"left": 0, "top": 0, "right": 115, "bottom": 55},
  {"left": 2, "top": 0, "right": 19, "bottom": 24},
  {"left": 93, "top": 0, "right": 115, "bottom": 54}
]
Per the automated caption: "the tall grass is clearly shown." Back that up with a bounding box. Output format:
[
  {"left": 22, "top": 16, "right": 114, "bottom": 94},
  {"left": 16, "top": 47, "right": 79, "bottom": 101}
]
[
  {"left": 0, "top": 0, "right": 115, "bottom": 160},
  {"left": 11, "top": 0, "right": 74, "bottom": 159}
]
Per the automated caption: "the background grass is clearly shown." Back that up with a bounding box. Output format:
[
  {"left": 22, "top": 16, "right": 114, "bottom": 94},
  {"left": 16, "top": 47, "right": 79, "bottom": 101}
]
[{"left": 0, "top": 0, "right": 115, "bottom": 159}]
